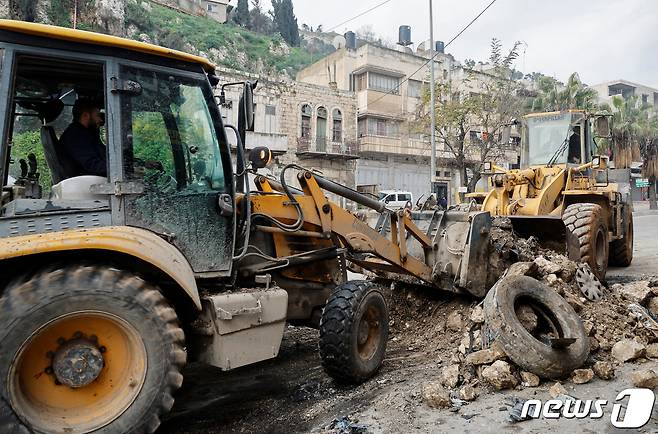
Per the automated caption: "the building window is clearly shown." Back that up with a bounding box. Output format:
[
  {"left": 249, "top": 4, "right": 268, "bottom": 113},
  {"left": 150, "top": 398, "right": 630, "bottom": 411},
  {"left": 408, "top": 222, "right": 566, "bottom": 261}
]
[
  {"left": 355, "top": 73, "right": 367, "bottom": 91},
  {"left": 265, "top": 104, "right": 277, "bottom": 133},
  {"left": 368, "top": 72, "right": 399, "bottom": 94},
  {"left": 207, "top": 3, "right": 213, "bottom": 11},
  {"left": 408, "top": 80, "right": 423, "bottom": 98},
  {"left": 301, "top": 104, "right": 312, "bottom": 139},
  {"left": 317, "top": 107, "right": 328, "bottom": 151},
  {"left": 444, "top": 171, "right": 451, "bottom": 177},
  {"left": 642, "top": 94, "right": 649, "bottom": 105},
  {"left": 332, "top": 109, "right": 342, "bottom": 142},
  {"left": 359, "top": 117, "right": 398, "bottom": 137}
]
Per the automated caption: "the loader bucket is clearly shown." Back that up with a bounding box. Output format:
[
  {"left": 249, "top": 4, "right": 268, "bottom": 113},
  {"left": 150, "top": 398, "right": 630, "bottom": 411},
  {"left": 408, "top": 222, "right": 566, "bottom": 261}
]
[
  {"left": 428, "top": 210, "right": 493, "bottom": 298},
  {"left": 508, "top": 215, "right": 567, "bottom": 253}
]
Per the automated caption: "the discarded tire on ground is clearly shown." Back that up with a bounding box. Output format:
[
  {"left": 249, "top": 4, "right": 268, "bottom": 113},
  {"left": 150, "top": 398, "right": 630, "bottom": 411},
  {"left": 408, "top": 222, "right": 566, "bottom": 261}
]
[
  {"left": 609, "top": 207, "right": 633, "bottom": 267},
  {"left": 0, "top": 265, "right": 186, "bottom": 434},
  {"left": 562, "top": 203, "right": 609, "bottom": 280},
  {"left": 483, "top": 275, "right": 589, "bottom": 379},
  {"left": 319, "top": 280, "right": 389, "bottom": 384}
]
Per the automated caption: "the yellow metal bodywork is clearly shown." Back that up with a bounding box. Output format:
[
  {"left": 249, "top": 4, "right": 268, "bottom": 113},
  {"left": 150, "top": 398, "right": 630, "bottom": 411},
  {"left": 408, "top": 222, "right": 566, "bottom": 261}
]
[
  {"left": 0, "top": 226, "right": 201, "bottom": 310},
  {"left": 0, "top": 19, "right": 215, "bottom": 72},
  {"left": 251, "top": 174, "right": 435, "bottom": 285}
]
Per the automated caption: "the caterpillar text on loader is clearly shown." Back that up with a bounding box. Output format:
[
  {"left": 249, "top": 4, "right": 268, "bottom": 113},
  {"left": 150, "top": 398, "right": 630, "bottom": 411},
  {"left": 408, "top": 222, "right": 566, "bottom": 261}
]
[
  {"left": 469, "top": 110, "right": 634, "bottom": 280},
  {"left": 0, "top": 21, "right": 503, "bottom": 433}
]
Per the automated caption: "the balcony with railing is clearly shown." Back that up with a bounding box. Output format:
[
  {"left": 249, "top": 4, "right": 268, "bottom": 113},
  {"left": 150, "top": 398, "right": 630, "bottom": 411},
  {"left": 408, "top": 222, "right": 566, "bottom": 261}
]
[{"left": 296, "top": 137, "right": 359, "bottom": 160}]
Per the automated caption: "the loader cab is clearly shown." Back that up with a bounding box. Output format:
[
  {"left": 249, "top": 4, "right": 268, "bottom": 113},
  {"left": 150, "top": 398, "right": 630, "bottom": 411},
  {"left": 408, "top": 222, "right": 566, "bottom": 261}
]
[
  {"left": 0, "top": 21, "right": 236, "bottom": 276},
  {"left": 520, "top": 110, "right": 589, "bottom": 168}
]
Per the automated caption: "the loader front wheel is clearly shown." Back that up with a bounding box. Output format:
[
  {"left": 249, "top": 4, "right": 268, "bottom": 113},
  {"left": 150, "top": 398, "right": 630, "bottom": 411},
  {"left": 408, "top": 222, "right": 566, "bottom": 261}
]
[
  {"left": 319, "top": 281, "right": 388, "bottom": 384},
  {"left": 0, "top": 265, "right": 186, "bottom": 434},
  {"left": 563, "top": 203, "right": 609, "bottom": 280}
]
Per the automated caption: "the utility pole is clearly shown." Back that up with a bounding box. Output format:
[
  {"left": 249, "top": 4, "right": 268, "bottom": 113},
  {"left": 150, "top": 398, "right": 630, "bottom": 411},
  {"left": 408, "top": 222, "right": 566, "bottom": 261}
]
[{"left": 429, "top": 0, "right": 436, "bottom": 196}]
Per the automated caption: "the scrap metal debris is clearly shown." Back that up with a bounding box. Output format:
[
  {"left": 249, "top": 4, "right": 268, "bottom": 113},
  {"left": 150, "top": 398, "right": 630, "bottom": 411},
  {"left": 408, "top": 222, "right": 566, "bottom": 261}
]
[
  {"left": 575, "top": 263, "right": 604, "bottom": 301},
  {"left": 325, "top": 416, "right": 368, "bottom": 434}
]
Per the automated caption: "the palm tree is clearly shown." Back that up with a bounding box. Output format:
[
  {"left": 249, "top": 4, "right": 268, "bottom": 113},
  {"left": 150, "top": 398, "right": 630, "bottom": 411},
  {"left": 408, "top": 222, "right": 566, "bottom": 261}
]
[{"left": 531, "top": 73, "right": 598, "bottom": 112}]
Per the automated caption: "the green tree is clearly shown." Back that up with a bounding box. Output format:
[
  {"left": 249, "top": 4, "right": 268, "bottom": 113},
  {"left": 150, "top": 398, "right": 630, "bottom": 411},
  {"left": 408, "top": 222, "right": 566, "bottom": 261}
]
[
  {"left": 531, "top": 72, "right": 598, "bottom": 112},
  {"left": 271, "top": 0, "right": 299, "bottom": 47},
  {"left": 416, "top": 39, "right": 524, "bottom": 192},
  {"left": 602, "top": 96, "right": 658, "bottom": 209},
  {"left": 248, "top": 0, "right": 273, "bottom": 34},
  {"left": 232, "top": 0, "right": 251, "bottom": 28}
]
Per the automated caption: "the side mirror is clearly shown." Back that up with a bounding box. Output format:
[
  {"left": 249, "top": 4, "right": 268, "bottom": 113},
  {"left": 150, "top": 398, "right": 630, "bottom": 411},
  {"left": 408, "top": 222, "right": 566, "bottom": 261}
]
[
  {"left": 239, "top": 81, "right": 256, "bottom": 132},
  {"left": 594, "top": 116, "right": 611, "bottom": 138},
  {"left": 592, "top": 155, "right": 608, "bottom": 170},
  {"left": 249, "top": 146, "right": 272, "bottom": 169}
]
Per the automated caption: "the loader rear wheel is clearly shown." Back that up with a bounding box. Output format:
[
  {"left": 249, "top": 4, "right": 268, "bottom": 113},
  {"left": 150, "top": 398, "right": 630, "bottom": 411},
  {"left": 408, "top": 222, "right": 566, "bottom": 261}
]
[
  {"left": 319, "top": 281, "right": 388, "bottom": 384},
  {"left": 0, "top": 265, "right": 185, "bottom": 434},
  {"left": 609, "top": 210, "right": 634, "bottom": 267},
  {"left": 563, "top": 203, "right": 609, "bottom": 280}
]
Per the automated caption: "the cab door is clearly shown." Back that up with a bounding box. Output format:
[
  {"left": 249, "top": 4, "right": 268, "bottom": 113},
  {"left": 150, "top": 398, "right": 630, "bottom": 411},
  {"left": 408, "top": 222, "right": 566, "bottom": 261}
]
[{"left": 116, "top": 63, "right": 234, "bottom": 275}]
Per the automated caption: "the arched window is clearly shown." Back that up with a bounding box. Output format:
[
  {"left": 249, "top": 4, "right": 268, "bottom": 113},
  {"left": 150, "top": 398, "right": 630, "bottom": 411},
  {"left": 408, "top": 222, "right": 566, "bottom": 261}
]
[
  {"left": 301, "top": 104, "right": 312, "bottom": 139},
  {"left": 332, "top": 109, "right": 342, "bottom": 143},
  {"left": 316, "top": 107, "right": 327, "bottom": 151}
]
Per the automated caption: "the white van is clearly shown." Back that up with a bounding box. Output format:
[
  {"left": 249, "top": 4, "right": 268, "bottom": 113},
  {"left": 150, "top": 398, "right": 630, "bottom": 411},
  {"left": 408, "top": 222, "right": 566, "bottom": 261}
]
[{"left": 378, "top": 190, "right": 413, "bottom": 209}]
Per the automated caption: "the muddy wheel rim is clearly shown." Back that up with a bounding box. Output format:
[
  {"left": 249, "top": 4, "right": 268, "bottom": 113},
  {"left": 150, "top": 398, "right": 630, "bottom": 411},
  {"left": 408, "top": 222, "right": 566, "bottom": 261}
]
[
  {"left": 356, "top": 303, "right": 382, "bottom": 361},
  {"left": 8, "top": 311, "right": 147, "bottom": 433}
]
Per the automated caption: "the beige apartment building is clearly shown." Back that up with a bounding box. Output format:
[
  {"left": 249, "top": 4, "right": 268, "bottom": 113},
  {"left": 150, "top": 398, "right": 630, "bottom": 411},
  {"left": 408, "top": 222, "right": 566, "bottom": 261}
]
[
  {"left": 589, "top": 79, "right": 658, "bottom": 108},
  {"left": 215, "top": 67, "right": 359, "bottom": 206},
  {"left": 297, "top": 40, "right": 520, "bottom": 203}
]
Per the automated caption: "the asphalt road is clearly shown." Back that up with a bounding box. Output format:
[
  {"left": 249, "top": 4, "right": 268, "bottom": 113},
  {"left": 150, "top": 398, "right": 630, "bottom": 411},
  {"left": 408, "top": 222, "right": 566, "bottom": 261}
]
[{"left": 608, "top": 212, "right": 658, "bottom": 280}]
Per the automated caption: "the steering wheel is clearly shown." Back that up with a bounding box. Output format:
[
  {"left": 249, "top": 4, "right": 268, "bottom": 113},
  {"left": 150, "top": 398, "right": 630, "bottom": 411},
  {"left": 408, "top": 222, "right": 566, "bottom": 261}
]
[{"left": 136, "top": 158, "right": 178, "bottom": 194}]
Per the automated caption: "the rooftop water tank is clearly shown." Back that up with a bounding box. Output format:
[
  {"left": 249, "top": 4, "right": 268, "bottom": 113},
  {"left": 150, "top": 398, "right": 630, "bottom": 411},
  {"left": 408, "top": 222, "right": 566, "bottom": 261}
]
[{"left": 398, "top": 25, "right": 412, "bottom": 46}]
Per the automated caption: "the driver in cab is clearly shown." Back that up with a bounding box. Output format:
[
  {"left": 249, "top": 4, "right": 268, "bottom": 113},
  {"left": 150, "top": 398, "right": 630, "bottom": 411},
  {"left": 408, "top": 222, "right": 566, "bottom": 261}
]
[{"left": 59, "top": 100, "right": 107, "bottom": 177}]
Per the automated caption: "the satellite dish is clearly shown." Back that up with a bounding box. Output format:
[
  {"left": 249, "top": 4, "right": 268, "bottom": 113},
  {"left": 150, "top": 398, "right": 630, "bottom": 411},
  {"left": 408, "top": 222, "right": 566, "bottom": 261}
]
[{"left": 332, "top": 35, "right": 346, "bottom": 49}]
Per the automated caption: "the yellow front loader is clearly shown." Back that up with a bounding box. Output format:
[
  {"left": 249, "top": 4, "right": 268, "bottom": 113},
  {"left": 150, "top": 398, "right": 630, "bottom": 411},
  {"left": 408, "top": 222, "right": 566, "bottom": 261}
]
[{"left": 472, "top": 110, "right": 634, "bottom": 280}]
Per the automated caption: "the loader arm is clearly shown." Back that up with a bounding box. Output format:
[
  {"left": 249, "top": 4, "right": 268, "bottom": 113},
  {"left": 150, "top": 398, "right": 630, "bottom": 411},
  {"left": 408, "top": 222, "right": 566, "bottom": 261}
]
[{"left": 244, "top": 169, "right": 494, "bottom": 297}]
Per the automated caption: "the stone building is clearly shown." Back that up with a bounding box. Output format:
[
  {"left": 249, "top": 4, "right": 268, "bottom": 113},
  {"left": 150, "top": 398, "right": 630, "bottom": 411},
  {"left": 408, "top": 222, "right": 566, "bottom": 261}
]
[{"left": 215, "top": 67, "right": 359, "bottom": 206}]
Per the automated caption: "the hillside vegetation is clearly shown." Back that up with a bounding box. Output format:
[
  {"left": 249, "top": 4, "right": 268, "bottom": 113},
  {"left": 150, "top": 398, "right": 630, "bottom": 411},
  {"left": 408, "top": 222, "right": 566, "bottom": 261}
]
[{"left": 124, "top": 1, "right": 321, "bottom": 75}]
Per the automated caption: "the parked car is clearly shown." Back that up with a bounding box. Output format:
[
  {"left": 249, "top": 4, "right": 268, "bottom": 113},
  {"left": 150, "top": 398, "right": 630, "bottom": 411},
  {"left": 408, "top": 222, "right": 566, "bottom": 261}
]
[{"left": 379, "top": 190, "right": 413, "bottom": 209}]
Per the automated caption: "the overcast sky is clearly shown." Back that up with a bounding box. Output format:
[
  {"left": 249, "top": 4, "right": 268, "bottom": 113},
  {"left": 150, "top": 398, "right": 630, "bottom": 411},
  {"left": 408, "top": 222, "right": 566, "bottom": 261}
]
[{"left": 255, "top": 0, "right": 658, "bottom": 88}]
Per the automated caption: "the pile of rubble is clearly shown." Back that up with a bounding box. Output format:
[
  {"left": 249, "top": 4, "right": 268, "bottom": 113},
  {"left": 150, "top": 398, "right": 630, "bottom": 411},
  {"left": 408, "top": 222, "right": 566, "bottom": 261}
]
[{"left": 388, "top": 247, "right": 658, "bottom": 410}]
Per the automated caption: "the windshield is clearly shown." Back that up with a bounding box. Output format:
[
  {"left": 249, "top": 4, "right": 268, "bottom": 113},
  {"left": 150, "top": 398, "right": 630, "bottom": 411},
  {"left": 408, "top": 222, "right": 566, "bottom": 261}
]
[
  {"left": 526, "top": 113, "right": 572, "bottom": 165},
  {"left": 122, "top": 65, "right": 226, "bottom": 192}
]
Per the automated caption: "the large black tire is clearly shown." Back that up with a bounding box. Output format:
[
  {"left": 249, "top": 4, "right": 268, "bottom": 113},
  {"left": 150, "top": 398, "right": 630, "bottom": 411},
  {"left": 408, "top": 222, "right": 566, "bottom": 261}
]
[
  {"left": 319, "top": 281, "right": 388, "bottom": 384},
  {"left": 563, "top": 203, "right": 609, "bottom": 280},
  {"left": 609, "top": 208, "right": 634, "bottom": 267},
  {"left": 0, "top": 265, "right": 186, "bottom": 434},
  {"left": 483, "top": 275, "right": 589, "bottom": 379}
]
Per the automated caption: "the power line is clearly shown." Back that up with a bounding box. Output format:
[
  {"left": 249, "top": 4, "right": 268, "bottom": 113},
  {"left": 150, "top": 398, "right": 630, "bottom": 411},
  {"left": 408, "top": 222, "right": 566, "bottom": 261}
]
[
  {"left": 369, "top": 0, "right": 499, "bottom": 105},
  {"left": 325, "top": 0, "right": 395, "bottom": 33}
]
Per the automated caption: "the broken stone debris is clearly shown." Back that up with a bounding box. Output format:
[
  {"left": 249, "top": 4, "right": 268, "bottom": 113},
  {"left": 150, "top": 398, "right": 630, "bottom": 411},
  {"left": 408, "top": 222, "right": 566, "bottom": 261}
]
[
  {"left": 520, "top": 371, "right": 540, "bottom": 387},
  {"left": 549, "top": 382, "right": 568, "bottom": 398},
  {"left": 592, "top": 361, "right": 615, "bottom": 380},
  {"left": 391, "top": 226, "right": 658, "bottom": 410},
  {"left": 481, "top": 361, "right": 519, "bottom": 390},
  {"left": 611, "top": 339, "right": 646, "bottom": 362},
  {"left": 440, "top": 364, "right": 461, "bottom": 389},
  {"left": 631, "top": 370, "right": 658, "bottom": 389},
  {"left": 570, "top": 368, "right": 594, "bottom": 384},
  {"left": 458, "top": 384, "right": 478, "bottom": 401},
  {"left": 422, "top": 381, "right": 451, "bottom": 409}
]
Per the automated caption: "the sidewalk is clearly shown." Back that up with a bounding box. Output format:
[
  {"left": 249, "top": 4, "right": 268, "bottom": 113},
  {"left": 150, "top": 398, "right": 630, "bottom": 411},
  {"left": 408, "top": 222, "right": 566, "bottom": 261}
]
[{"left": 633, "top": 201, "right": 658, "bottom": 217}]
